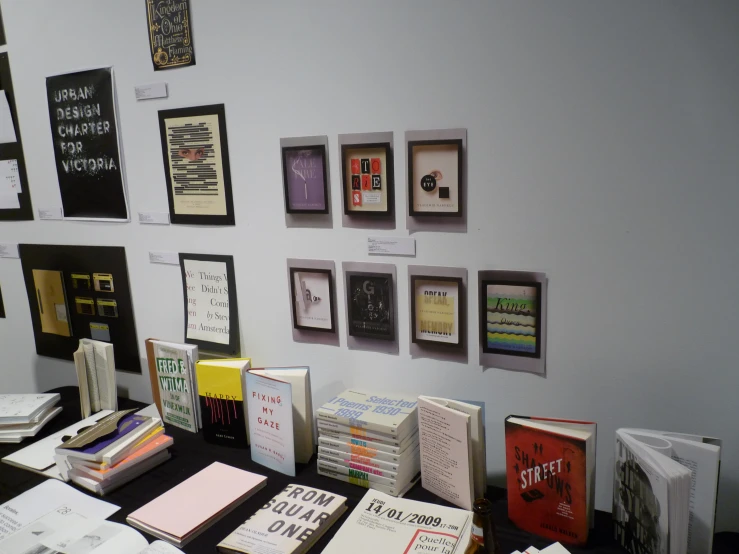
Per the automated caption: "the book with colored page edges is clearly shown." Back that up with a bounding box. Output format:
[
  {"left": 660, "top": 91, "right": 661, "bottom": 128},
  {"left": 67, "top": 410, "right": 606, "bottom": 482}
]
[
  {"left": 127, "top": 462, "right": 267, "bottom": 547},
  {"left": 217, "top": 484, "right": 347, "bottom": 554},
  {"left": 505, "top": 416, "right": 596, "bottom": 546}
]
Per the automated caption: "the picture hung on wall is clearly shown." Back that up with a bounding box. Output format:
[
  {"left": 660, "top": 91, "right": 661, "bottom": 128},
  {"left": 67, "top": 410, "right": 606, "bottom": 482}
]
[
  {"left": 159, "top": 104, "right": 235, "bottom": 225},
  {"left": 18, "top": 244, "right": 141, "bottom": 372},
  {"left": 146, "top": 0, "right": 196, "bottom": 71},
  {"left": 289, "top": 267, "right": 336, "bottom": 333},
  {"left": 179, "top": 252, "right": 240, "bottom": 356},
  {"left": 281, "top": 143, "right": 329, "bottom": 214},
  {"left": 411, "top": 275, "right": 464, "bottom": 348},
  {"left": 45, "top": 68, "right": 129, "bottom": 220},
  {"left": 341, "top": 142, "right": 394, "bottom": 216},
  {"left": 408, "top": 138, "right": 463, "bottom": 217},
  {"left": 480, "top": 279, "right": 541, "bottom": 358},
  {"left": 346, "top": 271, "right": 394, "bottom": 340}
]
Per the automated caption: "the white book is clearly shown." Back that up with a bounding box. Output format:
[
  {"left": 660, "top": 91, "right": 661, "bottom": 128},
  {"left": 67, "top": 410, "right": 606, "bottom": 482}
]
[
  {"left": 317, "top": 430, "right": 419, "bottom": 456},
  {"left": 150, "top": 341, "right": 199, "bottom": 432},
  {"left": 0, "top": 406, "right": 62, "bottom": 439},
  {"left": 317, "top": 445, "right": 417, "bottom": 472},
  {"left": 0, "top": 393, "right": 60, "bottom": 424},
  {"left": 77, "top": 339, "right": 117, "bottom": 414},
  {"left": 417, "top": 396, "right": 486, "bottom": 510},
  {"left": 614, "top": 428, "right": 720, "bottom": 554},
  {"left": 70, "top": 451, "right": 172, "bottom": 496},
  {"left": 316, "top": 462, "right": 419, "bottom": 498},
  {"left": 316, "top": 389, "right": 418, "bottom": 438},
  {"left": 321, "top": 489, "right": 472, "bottom": 554},
  {"left": 318, "top": 434, "right": 419, "bottom": 464}
]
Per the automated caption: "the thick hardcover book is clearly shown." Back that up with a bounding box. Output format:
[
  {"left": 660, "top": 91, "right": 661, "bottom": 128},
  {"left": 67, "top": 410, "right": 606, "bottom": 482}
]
[
  {"left": 505, "top": 415, "right": 596, "bottom": 546},
  {"left": 316, "top": 389, "right": 418, "bottom": 438},
  {"left": 196, "top": 359, "right": 250, "bottom": 448},
  {"left": 217, "top": 485, "right": 346, "bottom": 554}
]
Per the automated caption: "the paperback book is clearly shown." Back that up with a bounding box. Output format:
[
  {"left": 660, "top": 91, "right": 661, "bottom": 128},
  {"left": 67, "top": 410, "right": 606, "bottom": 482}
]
[
  {"left": 317, "top": 421, "right": 418, "bottom": 449},
  {"left": 196, "top": 358, "right": 251, "bottom": 448},
  {"left": 151, "top": 340, "right": 200, "bottom": 432},
  {"left": 316, "top": 389, "right": 418, "bottom": 438},
  {"left": 317, "top": 432, "right": 418, "bottom": 457}
]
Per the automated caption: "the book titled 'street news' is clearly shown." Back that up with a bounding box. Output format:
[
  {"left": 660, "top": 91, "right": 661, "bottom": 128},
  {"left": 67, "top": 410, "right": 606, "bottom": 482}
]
[{"left": 316, "top": 389, "right": 418, "bottom": 438}]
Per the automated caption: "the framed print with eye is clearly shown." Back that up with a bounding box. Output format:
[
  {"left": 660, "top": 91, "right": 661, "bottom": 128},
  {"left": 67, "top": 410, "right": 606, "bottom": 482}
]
[
  {"left": 481, "top": 279, "right": 542, "bottom": 358},
  {"left": 411, "top": 275, "right": 464, "bottom": 348},
  {"left": 290, "top": 267, "right": 335, "bottom": 333},
  {"left": 158, "top": 104, "right": 235, "bottom": 225},
  {"left": 346, "top": 271, "right": 394, "bottom": 340},
  {"left": 281, "top": 144, "right": 329, "bottom": 214},
  {"left": 341, "top": 142, "right": 394, "bottom": 216},
  {"left": 408, "top": 138, "right": 463, "bottom": 217}
]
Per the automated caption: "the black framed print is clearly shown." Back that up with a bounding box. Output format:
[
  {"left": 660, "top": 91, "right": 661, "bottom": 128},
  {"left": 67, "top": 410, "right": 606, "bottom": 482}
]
[
  {"left": 411, "top": 275, "right": 464, "bottom": 348},
  {"left": 346, "top": 271, "right": 394, "bottom": 340},
  {"left": 179, "top": 252, "right": 240, "bottom": 356},
  {"left": 341, "top": 142, "right": 394, "bottom": 216},
  {"left": 159, "top": 104, "right": 235, "bottom": 225},
  {"left": 480, "top": 279, "right": 542, "bottom": 358},
  {"left": 408, "top": 138, "right": 463, "bottom": 217},
  {"left": 289, "top": 267, "right": 336, "bottom": 333},
  {"left": 281, "top": 144, "right": 329, "bottom": 214}
]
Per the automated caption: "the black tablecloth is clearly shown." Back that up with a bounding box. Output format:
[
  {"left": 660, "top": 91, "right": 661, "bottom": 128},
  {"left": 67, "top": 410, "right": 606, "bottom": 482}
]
[{"left": 0, "top": 387, "right": 735, "bottom": 554}]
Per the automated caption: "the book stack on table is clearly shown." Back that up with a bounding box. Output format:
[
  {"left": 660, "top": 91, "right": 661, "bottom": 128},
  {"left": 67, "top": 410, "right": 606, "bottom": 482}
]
[
  {"left": 315, "top": 389, "right": 421, "bottom": 497},
  {"left": 0, "top": 393, "right": 62, "bottom": 444}
]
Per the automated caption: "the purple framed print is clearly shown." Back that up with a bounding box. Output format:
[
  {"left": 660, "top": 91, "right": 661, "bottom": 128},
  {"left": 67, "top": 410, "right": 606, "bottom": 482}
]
[{"left": 281, "top": 144, "right": 329, "bottom": 214}]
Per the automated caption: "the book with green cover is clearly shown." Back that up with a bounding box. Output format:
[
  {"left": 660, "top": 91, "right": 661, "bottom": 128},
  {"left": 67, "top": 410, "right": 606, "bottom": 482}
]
[{"left": 151, "top": 341, "right": 199, "bottom": 433}]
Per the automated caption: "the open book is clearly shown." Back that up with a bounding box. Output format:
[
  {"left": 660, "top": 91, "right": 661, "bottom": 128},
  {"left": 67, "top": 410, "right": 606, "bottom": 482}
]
[
  {"left": 74, "top": 339, "right": 117, "bottom": 417},
  {"left": 417, "top": 396, "right": 486, "bottom": 510},
  {"left": 614, "top": 428, "right": 721, "bottom": 554}
]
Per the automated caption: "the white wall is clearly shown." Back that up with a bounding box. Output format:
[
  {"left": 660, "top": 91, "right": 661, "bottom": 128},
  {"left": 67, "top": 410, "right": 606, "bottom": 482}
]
[{"left": 1, "top": 0, "right": 737, "bottom": 530}]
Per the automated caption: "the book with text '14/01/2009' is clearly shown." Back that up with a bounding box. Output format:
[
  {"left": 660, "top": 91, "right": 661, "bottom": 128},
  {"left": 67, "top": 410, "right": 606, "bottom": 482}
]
[
  {"left": 316, "top": 389, "right": 418, "bottom": 438},
  {"left": 217, "top": 484, "right": 347, "bottom": 554}
]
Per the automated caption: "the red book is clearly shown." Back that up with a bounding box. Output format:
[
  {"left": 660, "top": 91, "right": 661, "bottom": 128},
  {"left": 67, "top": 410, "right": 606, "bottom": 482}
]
[{"left": 505, "top": 415, "right": 597, "bottom": 546}]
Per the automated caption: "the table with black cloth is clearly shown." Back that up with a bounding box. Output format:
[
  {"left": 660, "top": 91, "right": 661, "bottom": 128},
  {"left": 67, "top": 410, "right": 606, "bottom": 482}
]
[{"left": 0, "top": 388, "right": 736, "bottom": 554}]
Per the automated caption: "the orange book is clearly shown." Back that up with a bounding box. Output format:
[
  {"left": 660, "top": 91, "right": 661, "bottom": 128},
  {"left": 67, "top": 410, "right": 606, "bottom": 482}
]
[{"left": 78, "top": 434, "right": 172, "bottom": 480}]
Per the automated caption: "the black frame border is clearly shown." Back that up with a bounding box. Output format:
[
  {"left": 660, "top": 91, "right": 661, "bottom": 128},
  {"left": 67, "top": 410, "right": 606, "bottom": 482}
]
[
  {"left": 407, "top": 138, "right": 464, "bottom": 218},
  {"left": 281, "top": 143, "right": 330, "bottom": 215},
  {"left": 480, "top": 278, "right": 542, "bottom": 358},
  {"left": 341, "top": 142, "right": 395, "bottom": 217},
  {"left": 410, "top": 274, "right": 465, "bottom": 348},
  {"left": 346, "top": 270, "right": 395, "bottom": 341},
  {"left": 289, "top": 267, "right": 336, "bottom": 333}
]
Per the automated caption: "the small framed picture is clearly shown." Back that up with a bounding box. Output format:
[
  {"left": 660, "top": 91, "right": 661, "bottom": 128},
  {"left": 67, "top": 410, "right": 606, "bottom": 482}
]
[
  {"left": 347, "top": 272, "right": 394, "bottom": 340},
  {"left": 341, "top": 142, "right": 394, "bottom": 216},
  {"left": 281, "top": 144, "right": 329, "bottom": 214},
  {"left": 290, "top": 267, "right": 336, "bottom": 333},
  {"left": 411, "top": 275, "right": 464, "bottom": 347},
  {"left": 408, "top": 139, "right": 463, "bottom": 217},
  {"left": 480, "top": 279, "right": 541, "bottom": 358}
]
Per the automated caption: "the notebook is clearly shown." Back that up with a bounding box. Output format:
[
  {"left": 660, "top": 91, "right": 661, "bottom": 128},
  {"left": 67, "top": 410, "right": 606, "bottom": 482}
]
[{"left": 126, "top": 462, "right": 267, "bottom": 547}]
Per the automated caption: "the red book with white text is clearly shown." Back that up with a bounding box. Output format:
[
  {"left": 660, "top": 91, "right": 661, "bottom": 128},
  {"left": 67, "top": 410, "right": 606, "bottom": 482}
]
[{"left": 505, "top": 415, "right": 597, "bottom": 546}]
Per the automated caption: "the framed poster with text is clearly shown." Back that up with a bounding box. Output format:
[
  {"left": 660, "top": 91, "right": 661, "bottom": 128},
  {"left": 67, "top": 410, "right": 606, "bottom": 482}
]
[
  {"left": 480, "top": 279, "right": 542, "bottom": 358},
  {"left": 146, "top": 0, "right": 196, "bottom": 71},
  {"left": 159, "top": 104, "right": 235, "bottom": 225},
  {"left": 410, "top": 275, "right": 465, "bottom": 348},
  {"left": 408, "top": 138, "right": 463, "bottom": 217},
  {"left": 341, "top": 142, "right": 394, "bottom": 216},
  {"left": 281, "top": 143, "right": 329, "bottom": 214},
  {"left": 346, "top": 271, "right": 394, "bottom": 340}
]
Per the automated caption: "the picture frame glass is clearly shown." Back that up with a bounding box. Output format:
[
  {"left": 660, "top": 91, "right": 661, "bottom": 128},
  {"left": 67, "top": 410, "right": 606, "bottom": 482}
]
[
  {"left": 343, "top": 145, "right": 389, "bottom": 213},
  {"left": 484, "top": 282, "right": 540, "bottom": 357},
  {"left": 413, "top": 278, "right": 461, "bottom": 345},
  {"left": 292, "top": 269, "right": 333, "bottom": 331},
  {"left": 410, "top": 142, "right": 461, "bottom": 214},
  {"left": 283, "top": 146, "right": 327, "bottom": 212},
  {"left": 348, "top": 273, "right": 394, "bottom": 340}
]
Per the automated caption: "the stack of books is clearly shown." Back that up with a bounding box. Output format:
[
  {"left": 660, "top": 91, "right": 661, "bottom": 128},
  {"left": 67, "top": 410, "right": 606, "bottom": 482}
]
[
  {"left": 54, "top": 405, "right": 172, "bottom": 495},
  {"left": 316, "top": 389, "right": 421, "bottom": 497},
  {"left": 0, "top": 393, "right": 62, "bottom": 443}
]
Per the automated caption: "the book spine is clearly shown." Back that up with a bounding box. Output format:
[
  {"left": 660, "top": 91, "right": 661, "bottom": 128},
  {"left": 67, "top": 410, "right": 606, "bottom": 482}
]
[
  {"left": 317, "top": 451, "right": 403, "bottom": 478},
  {"left": 317, "top": 420, "right": 405, "bottom": 446},
  {"left": 316, "top": 457, "right": 413, "bottom": 488},
  {"left": 317, "top": 463, "right": 404, "bottom": 497},
  {"left": 317, "top": 408, "right": 400, "bottom": 437},
  {"left": 317, "top": 432, "right": 407, "bottom": 455},
  {"left": 318, "top": 436, "right": 405, "bottom": 463}
]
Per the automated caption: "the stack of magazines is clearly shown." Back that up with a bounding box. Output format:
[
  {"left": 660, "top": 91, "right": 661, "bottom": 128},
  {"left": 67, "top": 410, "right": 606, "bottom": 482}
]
[
  {"left": 0, "top": 393, "right": 62, "bottom": 443},
  {"left": 316, "top": 389, "right": 421, "bottom": 497},
  {"left": 54, "top": 405, "right": 172, "bottom": 495}
]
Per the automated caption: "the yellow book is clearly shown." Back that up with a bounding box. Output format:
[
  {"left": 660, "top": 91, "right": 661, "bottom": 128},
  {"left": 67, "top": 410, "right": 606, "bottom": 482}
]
[{"left": 196, "top": 358, "right": 250, "bottom": 448}]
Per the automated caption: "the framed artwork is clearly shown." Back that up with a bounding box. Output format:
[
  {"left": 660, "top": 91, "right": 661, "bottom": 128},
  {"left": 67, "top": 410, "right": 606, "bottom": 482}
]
[
  {"left": 289, "top": 267, "right": 335, "bottom": 333},
  {"left": 146, "top": 0, "right": 195, "bottom": 71},
  {"left": 408, "top": 139, "right": 463, "bottom": 217},
  {"left": 179, "top": 253, "right": 240, "bottom": 356},
  {"left": 481, "top": 279, "right": 542, "bottom": 358},
  {"left": 281, "top": 144, "right": 329, "bottom": 214},
  {"left": 346, "top": 271, "right": 394, "bottom": 340},
  {"left": 158, "top": 104, "right": 235, "bottom": 225},
  {"left": 341, "top": 142, "right": 394, "bottom": 216},
  {"left": 411, "top": 275, "right": 464, "bottom": 347}
]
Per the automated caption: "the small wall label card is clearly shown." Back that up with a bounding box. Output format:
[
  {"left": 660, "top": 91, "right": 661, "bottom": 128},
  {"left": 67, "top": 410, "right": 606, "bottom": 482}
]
[
  {"left": 281, "top": 144, "right": 329, "bottom": 214},
  {"left": 341, "top": 142, "right": 394, "bottom": 216},
  {"left": 146, "top": 0, "right": 196, "bottom": 71},
  {"left": 159, "top": 104, "right": 235, "bottom": 225},
  {"left": 346, "top": 271, "right": 394, "bottom": 340},
  {"left": 289, "top": 267, "right": 336, "bottom": 333},
  {"left": 411, "top": 275, "right": 464, "bottom": 348},
  {"left": 179, "top": 253, "right": 240, "bottom": 355},
  {"left": 45, "top": 68, "right": 129, "bottom": 220}
]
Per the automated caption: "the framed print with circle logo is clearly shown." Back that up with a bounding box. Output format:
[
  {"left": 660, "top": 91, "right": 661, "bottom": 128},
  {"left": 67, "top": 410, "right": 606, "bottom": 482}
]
[
  {"left": 408, "top": 138, "right": 463, "bottom": 217},
  {"left": 289, "top": 267, "right": 336, "bottom": 333}
]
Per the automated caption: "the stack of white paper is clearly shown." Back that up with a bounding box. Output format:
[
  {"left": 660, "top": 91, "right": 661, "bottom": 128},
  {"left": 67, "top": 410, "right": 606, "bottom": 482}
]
[{"left": 0, "top": 393, "right": 61, "bottom": 443}]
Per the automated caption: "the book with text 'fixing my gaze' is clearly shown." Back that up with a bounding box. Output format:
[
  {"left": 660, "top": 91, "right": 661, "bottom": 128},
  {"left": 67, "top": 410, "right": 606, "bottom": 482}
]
[
  {"left": 195, "top": 358, "right": 250, "bottom": 448},
  {"left": 505, "top": 415, "right": 597, "bottom": 546}
]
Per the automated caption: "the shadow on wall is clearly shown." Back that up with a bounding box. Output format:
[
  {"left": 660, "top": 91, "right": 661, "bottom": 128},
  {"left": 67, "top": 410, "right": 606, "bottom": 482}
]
[{"left": 33, "top": 356, "right": 77, "bottom": 392}]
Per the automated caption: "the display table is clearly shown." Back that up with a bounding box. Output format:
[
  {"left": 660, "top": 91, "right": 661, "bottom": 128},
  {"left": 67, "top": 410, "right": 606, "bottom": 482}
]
[{"left": 0, "top": 387, "right": 735, "bottom": 554}]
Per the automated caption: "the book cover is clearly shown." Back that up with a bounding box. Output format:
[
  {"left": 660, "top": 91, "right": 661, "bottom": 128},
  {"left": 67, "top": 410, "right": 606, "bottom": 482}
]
[
  {"left": 217, "top": 485, "right": 346, "bottom": 554},
  {"left": 316, "top": 389, "right": 418, "bottom": 437},
  {"left": 246, "top": 371, "right": 296, "bottom": 476},
  {"left": 196, "top": 359, "right": 249, "bottom": 448},
  {"left": 0, "top": 393, "right": 60, "bottom": 423},
  {"left": 153, "top": 341, "right": 198, "bottom": 432},
  {"left": 505, "top": 418, "right": 589, "bottom": 545}
]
